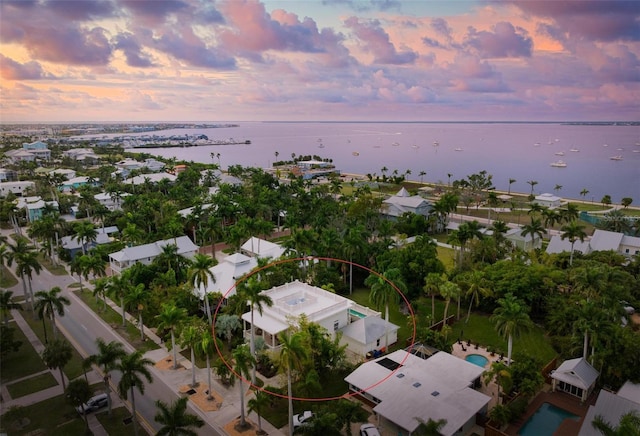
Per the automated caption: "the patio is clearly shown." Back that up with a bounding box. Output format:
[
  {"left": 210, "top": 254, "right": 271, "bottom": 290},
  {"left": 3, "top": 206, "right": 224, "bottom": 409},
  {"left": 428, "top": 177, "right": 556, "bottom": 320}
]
[{"left": 451, "top": 341, "right": 505, "bottom": 409}]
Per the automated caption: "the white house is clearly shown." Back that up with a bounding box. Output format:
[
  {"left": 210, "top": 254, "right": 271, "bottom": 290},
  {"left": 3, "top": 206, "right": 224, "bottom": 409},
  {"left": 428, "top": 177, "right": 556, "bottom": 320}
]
[
  {"left": 240, "top": 280, "right": 394, "bottom": 356},
  {"left": 108, "top": 236, "right": 198, "bottom": 274},
  {"left": 126, "top": 172, "right": 177, "bottom": 186},
  {"left": 345, "top": 349, "right": 490, "bottom": 435},
  {"left": 505, "top": 227, "right": 543, "bottom": 251},
  {"left": 51, "top": 168, "right": 77, "bottom": 180},
  {"left": 0, "top": 181, "right": 35, "bottom": 197},
  {"left": 382, "top": 187, "right": 432, "bottom": 219},
  {"left": 551, "top": 357, "right": 599, "bottom": 402},
  {"left": 241, "top": 237, "right": 287, "bottom": 260},
  {"left": 94, "top": 192, "right": 130, "bottom": 211},
  {"left": 194, "top": 252, "right": 258, "bottom": 301},
  {"left": 546, "top": 229, "right": 640, "bottom": 259},
  {"left": 534, "top": 193, "right": 563, "bottom": 209},
  {"left": 578, "top": 382, "right": 640, "bottom": 436},
  {"left": 340, "top": 315, "right": 400, "bottom": 356}
]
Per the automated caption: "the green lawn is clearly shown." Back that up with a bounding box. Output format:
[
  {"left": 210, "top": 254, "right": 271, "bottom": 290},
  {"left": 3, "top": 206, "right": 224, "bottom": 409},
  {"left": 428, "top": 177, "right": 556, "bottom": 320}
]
[
  {"left": 0, "top": 265, "right": 19, "bottom": 288},
  {"left": 0, "top": 393, "right": 86, "bottom": 436},
  {"left": 96, "top": 406, "right": 151, "bottom": 436},
  {"left": 6, "top": 372, "right": 57, "bottom": 399},
  {"left": 74, "top": 289, "right": 159, "bottom": 353},
  {"left": 0, "top": 324, "right": 47, "bottom": 383}
]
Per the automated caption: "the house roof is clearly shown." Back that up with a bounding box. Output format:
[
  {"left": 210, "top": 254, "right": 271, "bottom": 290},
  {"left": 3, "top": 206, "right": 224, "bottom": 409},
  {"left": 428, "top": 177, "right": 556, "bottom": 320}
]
[
  {"left": 535, "top": 193, "right": 562, "bottom": 202},
  {"left": 578, "top": 389, "right": 640, "bottom": 436},
  {"left": 546, "top": 235, "right": 591, "bottom": 255},
  {"left": 551, "top": 357, "right": 599, "bottom": 390},
  {"left": 109, "top": 236, "right": 198, "bottom": 263},
  {"left": 339, "top": 316, "right": 399, "bottom": 344},
  {"left": 617, "top": 381, "right": 640, "bottom": 405},
  {"left": 241, "top": 237, "right": 286, "bottom": 260},
  {"left": 126, "top": 172, "right": 177, "bottom": 185},
  {"left": 590, "top": 229, "right": 625, "bottom": 252},
  {"left": 195, "top": 252, "right": 257, "bottom": 299},
  {"left": 345, "top": 350, "right": 489, "bottom": 435}
]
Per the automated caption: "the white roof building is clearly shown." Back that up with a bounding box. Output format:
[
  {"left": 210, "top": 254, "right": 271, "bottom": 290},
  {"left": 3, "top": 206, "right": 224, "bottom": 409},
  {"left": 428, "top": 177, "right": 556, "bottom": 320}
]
[
  {"left": 126, "top": 172, "right": 177, "bottom": 186},
  {"left": 94, "top": 192, "right": 130, "bottom": 211},
  {"left": 534, "top": 193, "right": 563, "bottom": 209},
  {"left": 345, "top": 350, "right": 490, "bottom": 435},
  {"left": 382, "top": 188, "right": 432, "bottom": 219},
  {"left": 241, "top": 237, "right": 287, "bottom": 260},
  {"left": 578, "top": 382, "right": 640, "bottom": 436},
  {"left": 0, "top": 181, "right": 35, "bottom": 197},
  {"left": 194, "top": 253, "right": 258, "bottom": 301},
  {"left": 546, "top": 229, "right": 640, "bottom": 259},
  {"left": 551, "top": 357, "right": 599, "bottom": 402},
  {"left": 108, "top": 236, "right": 198, "bottom": 274}
]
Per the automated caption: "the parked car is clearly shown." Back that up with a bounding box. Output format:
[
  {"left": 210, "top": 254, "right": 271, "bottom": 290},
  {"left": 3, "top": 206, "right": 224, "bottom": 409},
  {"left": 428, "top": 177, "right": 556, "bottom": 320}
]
[
  {"left": 292, "top": 410, "right": 314, "bottom": 428},
  {"left": 76, "top": 393, "right": 109, "bottom": 414},
  {"left": 360, "top": 423, "right": 381, "bottom": 436}
]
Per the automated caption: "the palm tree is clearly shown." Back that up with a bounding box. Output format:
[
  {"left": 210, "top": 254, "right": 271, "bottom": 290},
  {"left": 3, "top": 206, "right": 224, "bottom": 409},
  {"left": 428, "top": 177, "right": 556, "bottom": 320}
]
[
  {"left": 232, "top": 343, "right": 255, "bottom": 429},
  {"left": 179, "top": 319, "right": 205, "bottom": 388},
  {"left": 419, "top": 170, "right": 427, "bottom": 183},
  {"left": 507, "top": 178, "right": 516, "bottom": 195},
  {"left": 187, "top": 253, "right": 216, "bottom": 325},
  {"left": 0, "top": 290, "right": 21, "bottom": 325},
  {"left": 342, "top": 223, "right": 369, "bottom": 294},
  {"left": 124, "top": 283, "right": 149, "bottom": 340},
  {"left": 521, "top": 218, "right": 545, "bottom": 250},
  {"left": 88, "top": 338, "right": 126, "bottom": 415},
  {"left": 195, "top": 326, "right": 220, "bottom": 402},
  {"left": 366, "top": 268, "right": 406, "bottom": 350},
  {"left": 65, "top": 379, "right": 92, "bottom": 432},
  {"left": 482, "top": 361, "right": 512, "bottom": 405},
  {"left": 154, "top": 397, "right": 205, "bottom": 436},
  {"left": 490, "top": 293, "right": 533, "bottom": 365},
  {"left": 41, "top": 338, "right": 72, "bottom": 390},
  {"left": 278, "top": 331, "right": 308, "bottom": 436},
  {"left": 74, "top": 220, "right": 98, "bottom": 255},
  {"left": 247, "top": 389, "right": 270, "bottom": 435},
  {"left": 92, "top": 277, "right": 109, "bottom": 312},
  {"left": 527, "top": 180, "right": 538, "bottom": 195},
  {"left": 414, "top": 417, "right": 448, "bottom": 436},
  {"left": 561, "top": 220, "right": 587, "bottom": 266},
  {"left": 239, "top": 276, "right": 272, "bottom": 385},
  {"left": 580, "top": 188, "right": 590, "bottom": 201},
  {"left": 423, "top": 273, "right": 442, "bottom": 326},
  {"left": 156, "top": 303, "right": 187, "bottom": 370},
  {"left": 592, "top": 410, "right": 640, "bottom": 436},
  {"left": 459, "top": 271, "right": 492, "bottom": 323},
  {"left": 8, "top": 239, "right": 41, "bottom": 312},
  {"left": 117, "top": 351, "right": 154, "bottom": 436},
  {"left": 106, "top": 273, "right": 130, "bottom": 327},
  {"left": 439, "top": 280, "right": 460, "bottom": 333},
  {"left": 34, "top": 287, "right": 70, "bottom": 342}
]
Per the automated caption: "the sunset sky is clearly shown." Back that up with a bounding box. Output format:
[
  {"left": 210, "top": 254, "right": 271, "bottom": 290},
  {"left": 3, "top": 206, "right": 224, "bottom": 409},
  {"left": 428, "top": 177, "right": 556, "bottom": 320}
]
[{"left": 1, "top": 0, "right": 638, "bottom": 122}]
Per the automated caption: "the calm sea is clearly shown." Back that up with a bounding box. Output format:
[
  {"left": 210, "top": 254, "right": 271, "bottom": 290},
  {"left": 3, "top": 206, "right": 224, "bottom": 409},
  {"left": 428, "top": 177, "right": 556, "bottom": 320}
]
[{"left": 84, "top": 122, "right": 640, "bottom": 202}]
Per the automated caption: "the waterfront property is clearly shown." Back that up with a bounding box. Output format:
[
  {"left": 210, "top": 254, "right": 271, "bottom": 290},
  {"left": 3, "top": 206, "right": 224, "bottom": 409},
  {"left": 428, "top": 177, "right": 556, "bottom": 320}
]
[
  {"left": 550, "top": 357, "right": 599, "bottom": 402},
  {"left": 241, "top": 280, "right": 392, "bottom": 356},
  {"left": 382, "top": 187, "right": 432, "bottom": 220},
  {"left": 108, "top": 235, "right": 199, "bottom": 274},
  {"left": 345, "top": 349, "right": 490, "bottom": 436},
  {"left": 504, "top": 227, "right": 543, "bottom": 251},
  {"left": 547, "top": 229, "right": 640, "bottom": 259},
  {"left": 534, "top": 193, "right": 564, "bottom": 209}
]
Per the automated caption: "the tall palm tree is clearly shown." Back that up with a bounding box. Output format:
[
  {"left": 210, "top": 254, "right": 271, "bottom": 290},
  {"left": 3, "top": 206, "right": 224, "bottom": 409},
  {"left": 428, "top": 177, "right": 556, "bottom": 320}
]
[
  {"left": 278, "top": 331, "right": 308, "bottom": 436},
  {"left": 195, "top": 326, "right": 221, "bottom": 401},
  {"left": 459, "top": 271, "right": 492, "bottom": 323},
  {"left": 41, "top": 338, "right": 72, "bottom": 390},
  {"left": 88, "top": 338, "right": 126, "bottom": 415},
  {"left": 124, "top": 283, "right": 149, "bottom": 340},
  {"left": 239, "top": 276, "right": 272, "bottom": 385},
  {"left": 8, "top": 239, "right": 41, "bottom": 312},
  {"left": 439, "top": 280, "right": 460, "bottom": 333},
  {"left": 232, "top": 343, "right": 255, "bottom": 429},
  {"left": 247, "top": 390, "right": 270, "bottom": 435},
  {"left": 117, "top": 351, "right": 154, "bottom": 436},
  {"left": 521, "top": 218, "right": 545, "bottom": 250},
  {"left": 507, "top": 178, "right": 516, "bottom": 195},
  {"left": 414, "top": 417, "right": 448, "bottom": 436},
  {"left": 106, "top": 273, "right": 130, "bottom": 327},
  {"left": 342, "top": 223, "right": 369, "bottom": 294},
  {"left": 179, "top": 319, "right": 205, "bottom": 388},
  {"left": 490, "top": 293, "right": 533, "bottom": 365},
  {"left": 527, "top": 180, "right": 538, "bottom": 195},
  {"left": 156, "top": 303, "right": 187, "bottom": 370},
  {"left": 187, "top": 253, "right": 216, "bottom": 325},
  {"left": 561, "top": 220, "right": 588, "bottom": 266},
  {"left": 0, "top": 290, "right": 21, "bottom": 325},
  {"left": 154, "top": 397, "right": 205, "bottom": 436},
  {"left": 65, "top": 379, "right": 93, "bottom": 432},
  {"left": 34, "top": 287, "right": 70, "bottom": 341},
  {"left": 423, "top": 273, "right": 442, "bottom": 325},
  {"left": 366, "top": 268, "right": 406, "bottom": 350},
  {"left": 73, "top": 220, "right": 98, "bottom": 255}
]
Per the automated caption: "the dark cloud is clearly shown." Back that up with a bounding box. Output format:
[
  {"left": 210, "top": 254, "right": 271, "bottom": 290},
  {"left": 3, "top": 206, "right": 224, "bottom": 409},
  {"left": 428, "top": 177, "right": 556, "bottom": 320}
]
[
  {"left": 512, "top": 0, "right": 640, "bottom": 42},
  {"left": 431, "top": 18, "right": 453, "bottom": 40},
  {"left": 0, "top": 54, "right": 56, "bottom": 80},
  {"left": 465, "top": 22, "right": 533, "bottom": 58},
  {"left": 24, "top": 26, "right": 113, "bottom": 66},
  {"left": 422, "top": 37, "right": 444, "bottom": 49},
  {"left": 113, "top": 33, "right": 154, "bottom": 67},
  {"left": 46, "top": 0, "right": 116, "bottom": 20},
  {"left": 153, "top": 30, "right": 236, "bottom": 69},
  {"left": 118, "top": 0, "right": 190, "bottom": 25},
  {"left": 344, "top": 17, "right": 417, "bottom": 65}
]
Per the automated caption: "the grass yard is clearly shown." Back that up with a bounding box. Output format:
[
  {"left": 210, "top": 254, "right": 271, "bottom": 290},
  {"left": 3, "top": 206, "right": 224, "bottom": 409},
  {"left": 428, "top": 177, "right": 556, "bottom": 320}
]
[
  {"left": 74, "top": 289, "right": 159, "bottom": 353},
  {"left": 0, "top": 265, "right": 19, "bottom": 288},
  {"left": 0, "top": 324, "right": 47, "bottom": 383},
  {"left": 36, "top": 255, "right": 70, "bottom": 276},
  {"left": 0, "top": 393, "right": 86, "bottom": 436},
  {"left": 6, "top": 372, "right": 57, "bottom": 399},
  {"left": 96, "top": 406, "right": 151, "bottom": 436}
]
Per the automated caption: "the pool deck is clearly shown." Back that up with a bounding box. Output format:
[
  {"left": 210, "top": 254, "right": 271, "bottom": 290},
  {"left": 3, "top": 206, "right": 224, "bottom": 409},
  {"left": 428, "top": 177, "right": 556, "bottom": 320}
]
[
  {"left": 505, "top": 389, "right": 597, "bottom": 436},
  {"left": 451, "top": 341, "right": 502, "bottom": 408}
]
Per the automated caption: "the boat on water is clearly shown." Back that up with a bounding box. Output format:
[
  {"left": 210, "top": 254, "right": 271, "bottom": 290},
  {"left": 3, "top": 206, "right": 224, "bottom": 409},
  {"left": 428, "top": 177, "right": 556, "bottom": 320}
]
[
  {"left": 352, "top": 151, "right": 360, "bottom": 156},
  {"left": 610, "top": 155, "right": 623, "bottom": 161},
  {"left": 318, "top": 144, "right": 325, "bottom": 148},
  {"left": 534, "top": 142, "right": 541, "bottom": 147},
  {"left": 569, "top": 147, "right": 580, "bottom": 152},
  {"left": 550, "top": 160, "right": 567, "bottom": 168},
  {"left": 392, "top": 142, "right": 400, "bottom": 147},
  {"left": 433, "top": 140, "right": 440, "bottom": 147},
  {"left": 555, "top": 151, "right": 565, "bottom": 156},
  {"left": 454, "top": 147, "right": 463, "bottom": 151}
]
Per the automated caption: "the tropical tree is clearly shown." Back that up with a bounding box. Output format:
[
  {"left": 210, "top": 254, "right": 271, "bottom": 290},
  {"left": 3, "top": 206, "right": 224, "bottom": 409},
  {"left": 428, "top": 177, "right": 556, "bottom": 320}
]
[
  {"left": 278, "top": 331, "right": 308, "bottom": 436},
  {"left": 439, "top": 280, "right": 460, "bottom": 333},
  {"left": 423, "top": 273, "right": 443, "bottom": 325},
  {"left": 41, "top": 338, "right": 72, "bottom": 390},
  {"left": 214, "top": 314, "right": 241, "bottom": 346},
  {"left": 73, "top": 220, "right": 98, "bottom": 255},
  {"left": 247, "top": 389, "right": 270, "bottom": 435},
  {"left": 591, "top": 410, "right": 640, "bottom": 436},
  {"left": 0, "top": 290, "right": 21, "bottom": 325},
  {"left": 92, "top": 277, "right": 109, "bottom": 312},
  {"left": 195, "top": 326, "right": 221, "bottom": 402},
  {"left": 483, "top": 361, "right": 512, "bottom": 405},
  {"left": 491, "top": 293, "right": 533, "bottom": 365},
  {"left": 366, "top": 268, "right": 406, "bottom": 350},
  {"left": 8, "top": 239, "right": 41, "bottom": 312},
  {"left": 156, "top": 303, "right": 187, "bottom": 370},
  {"left": 187, "top": 253, "right": 217, "bottom": 325},
  {"left": 414, "top": 417, "right": 448, "bottom": 436},
  {"left": 580, "top": 188, "right": 590, "bottom": 201},
  {"left": 65, "top": 379, "right": 92, "bottom": 432},
  {"left": 560, "top": 220, "right": 588, "bottom": 266},
  {"left": 238, "top": 275, "right": 272, "bottom": 385},
  {"left": 117, "top": 351, "right": 154, "bottom": 436},
  {"left": 507, "top": 178, "right": 516, "bottom": 195},
  {"left": 124, "top": 283, "right": 149, "bottom": 340},
  {"left": 232, "top": 343, "right": 255, "bottom": 429},
  {"left": 34, "top": 287, "right": 70, "bottom": 341},
  {"left": 458, "top": 271, "right": 492, "bottom": 323},
  {"left": 521, "top": 218, "right": 546, "bottom": 249},
  {"left": 179, "top": 319, "right": 205, "bottom": 388},
  {"left": 621, "top": 197, "right": 633, "bottom": 208},
  {"left": 527, "top": 180, "right": 538, "bottom": 195},
  {"left": 154, "top": 397, "right": 205, "bottom": 436},
  {"left": 88, "top": 338, "right": 126, "bottom": 415}
]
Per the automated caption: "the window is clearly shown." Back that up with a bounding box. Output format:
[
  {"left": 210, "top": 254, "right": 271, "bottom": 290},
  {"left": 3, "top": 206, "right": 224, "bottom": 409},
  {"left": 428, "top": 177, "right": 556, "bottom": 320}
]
[
  {"left": 333, "top": 320, "right": 339, "bottom": 331},
  {"left": 376, "top": 339, "right": 380, "bottom": 347}
]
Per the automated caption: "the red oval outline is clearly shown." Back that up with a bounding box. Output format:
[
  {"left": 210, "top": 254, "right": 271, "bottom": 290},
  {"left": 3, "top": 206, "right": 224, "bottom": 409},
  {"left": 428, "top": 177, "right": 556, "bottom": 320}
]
[{"left": 212, "top": 256, "right": 417, "bottom": 402}]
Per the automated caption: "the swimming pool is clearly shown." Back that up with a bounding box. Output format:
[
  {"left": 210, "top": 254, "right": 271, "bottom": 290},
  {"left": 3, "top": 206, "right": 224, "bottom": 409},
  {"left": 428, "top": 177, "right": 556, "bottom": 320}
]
[
  {"left": 518, "top": 402, "right": 579, "bottom": 436},
  {"left": 465, "top": 354, "right": 489, "bottom": 367}
]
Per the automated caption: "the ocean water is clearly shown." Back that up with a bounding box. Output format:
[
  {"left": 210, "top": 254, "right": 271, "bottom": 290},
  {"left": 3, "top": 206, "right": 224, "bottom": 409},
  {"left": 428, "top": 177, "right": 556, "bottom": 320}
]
[{"left": 83, "top": 122, "right": 640, "bottom": 201}]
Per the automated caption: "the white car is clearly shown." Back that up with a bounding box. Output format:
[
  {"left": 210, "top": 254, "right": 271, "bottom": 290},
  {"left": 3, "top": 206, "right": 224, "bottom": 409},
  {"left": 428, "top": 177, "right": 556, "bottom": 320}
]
[
  {"left": 292, "top": 410, "right": 314, "bottom": 428},
  {"left": 360, "top": 423, "right": 381, "bottom": 436},
  {"left": 76, "top": 393, "right": 109, "bottom": 414}
]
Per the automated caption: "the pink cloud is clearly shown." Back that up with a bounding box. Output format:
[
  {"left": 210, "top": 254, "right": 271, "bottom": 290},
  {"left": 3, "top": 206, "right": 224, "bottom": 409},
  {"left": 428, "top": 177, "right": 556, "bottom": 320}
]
[
  {"left": 344, "top": 16, "right": 417, "bottom": 64},
  {"left": 0, "top": 54, "right": 56, "bottom": 80},
  {"left": 464, "top": 22, "right": 533, "bottom": 58}
]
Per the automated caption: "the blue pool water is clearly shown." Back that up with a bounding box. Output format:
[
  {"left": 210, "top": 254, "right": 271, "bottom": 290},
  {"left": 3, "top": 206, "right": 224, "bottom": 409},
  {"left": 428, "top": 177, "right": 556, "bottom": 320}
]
[
  {"left": 465, "top": 354, "right": 489, "bottom": 367},
  {"left": 518, "top": 402, "right": 579, "bottom": 436}
]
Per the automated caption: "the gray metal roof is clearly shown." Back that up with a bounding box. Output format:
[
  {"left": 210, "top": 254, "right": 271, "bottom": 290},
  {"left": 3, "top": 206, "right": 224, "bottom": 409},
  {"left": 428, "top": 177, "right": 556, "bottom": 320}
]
[
  {"left": 339, "top": 316, "right": 399, "bottom": 344},
  {"left": 551, "top": 357, "right": 599, "bottom": 390},
  {"left": 589, "top": 229, "right": 624, "bottom": 252},
  {"left": 578, "top": 389, "right": 640, "bottom": 436}
]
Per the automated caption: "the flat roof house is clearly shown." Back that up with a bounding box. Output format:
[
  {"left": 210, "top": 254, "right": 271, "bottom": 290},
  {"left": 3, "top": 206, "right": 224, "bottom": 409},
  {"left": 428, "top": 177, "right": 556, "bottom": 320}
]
[
  {"left": 241, "top": 280, "right": 393, "bottom": 356},
  {"left": 0, "top": 181, "right": 35, "bottom": 197},
  {"left": 108, "top": 236, "right": 198, "bottom": 274},
  {"left": 194, "top": 253, "right": 258, "bottom": 301},
  {"left": 534, "top": 193, "right": 563, "bottom": 209},
  {"left": 345, "top": 349, "right": 490, "bottom": 435}
]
